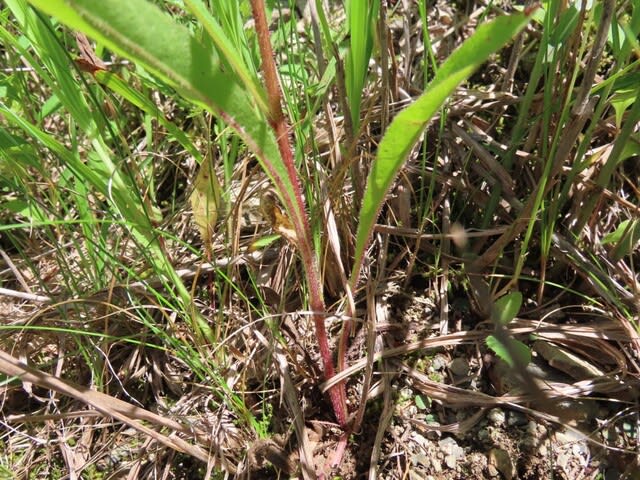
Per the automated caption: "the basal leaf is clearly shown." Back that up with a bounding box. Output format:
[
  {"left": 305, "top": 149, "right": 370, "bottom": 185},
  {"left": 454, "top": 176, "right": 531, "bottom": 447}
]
[
  {"left": 486, "top": 335, "right": 531, "bottom": 369},
  {"left": 345, "top": 0, "right": 378, "bottom": 131},
  {"left": 350, "top": 11, "right": 534, "bottom": 287},
  {"left": 182, "top": 0, "right": 268, "bottom": 115},
  {"left": 491, "top": 291, "right": 523, "bottom": 326}
]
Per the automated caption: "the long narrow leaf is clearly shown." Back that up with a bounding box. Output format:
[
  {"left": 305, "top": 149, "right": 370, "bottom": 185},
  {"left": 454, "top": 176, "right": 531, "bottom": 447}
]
[
  {"left": 350, "top": 11, "right": 534, "bottom": 287},
  {"left": 25, "top": 0, "right": 306, "bottom": 229},
  {"left": 183, "top": 0, "right": 268, "bottom": 114},
  {"left": 345, "top": 0, "right": 378, "bottom": 131}
]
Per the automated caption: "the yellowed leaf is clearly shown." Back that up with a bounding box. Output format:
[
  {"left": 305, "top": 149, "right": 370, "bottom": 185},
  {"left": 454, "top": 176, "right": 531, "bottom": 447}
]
[
  {"left": 259, "top": 191, "right": 297, "bottom": 245},
  {"left": 189, "top": 157, "right": 222, "bottom": 247}
]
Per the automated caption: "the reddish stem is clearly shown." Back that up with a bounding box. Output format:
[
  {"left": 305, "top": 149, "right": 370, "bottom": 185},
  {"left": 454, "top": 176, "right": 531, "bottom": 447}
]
[{"left": 250, "top": 0, "right": 347, "bottom": 427}]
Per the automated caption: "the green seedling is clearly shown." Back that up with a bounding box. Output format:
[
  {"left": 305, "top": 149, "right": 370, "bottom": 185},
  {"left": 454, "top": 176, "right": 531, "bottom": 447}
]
[{"left": 486, "top": 291, "right": 531, "bottom": 369}]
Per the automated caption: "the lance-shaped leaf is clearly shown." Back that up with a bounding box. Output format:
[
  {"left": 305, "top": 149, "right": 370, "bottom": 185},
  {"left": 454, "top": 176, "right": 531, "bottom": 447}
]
[
  {"left": 491, "top": 291, "right": 523, "bottom": 326},
  {"left": 350, "top": 11, "right": 534, "bottom": 288},
  {"left": 25, "top": 0, "right": 307, "bottom": 244}
]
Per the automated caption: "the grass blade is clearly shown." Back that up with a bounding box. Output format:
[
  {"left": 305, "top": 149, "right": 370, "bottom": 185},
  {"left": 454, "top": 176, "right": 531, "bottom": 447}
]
[{"left": 345, "top": 0, "right": 378, "bottom": 132}]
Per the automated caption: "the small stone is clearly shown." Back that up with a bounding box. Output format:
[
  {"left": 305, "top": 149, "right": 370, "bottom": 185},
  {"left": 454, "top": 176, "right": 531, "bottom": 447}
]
[
  {"left": 425, "top": 429, "right": 441, "bottom": 441},
  {"left": 438, "top": 437, "right": 465, "bottom": 468},
  {"left": 533, "top": 340, "right": 604, "bottom": 380},
  {"left": 399, "top": 388, "right": 413, "bottom": 400},
  {"left": 520, "top": 436, "right": 536, "bottom": 451},
  {"left": 449, "top": 357, "right": 469, "bottom": 377},
  {"left": 438, "top": 436, "right": 459, "bottom": 453},
  {"left": 431, "top": 354, "right": 448, "bottom": 371},
  {"left": 538, "top": 443, "right": 548, "bottom": 457},
  {"left": 555, "top": 429, "right": 587, "bottom": 445},
  {"left": 412, "top": 453, "right": 431, "bottom": 468},
  {"left": 487, "top": 464, "right": 500, "bottom": 477},
  {"left": 444, "top": 454, "right": 457, "bottom": 469},
  {"left": 572, "top": 442, "right": 587, "bottom": 457},
  {"left": 488, "top": 448, "right": 514, "bottom": 480},
  {"left": 409, "top": 471, "right": 426, "bottom": 480},
  {"left": 406, "top": 405, "right": 418, "bottom": 417},
  {"left": 507, "top": 411, "right": 527, "bottom": 427},
  {"left": 411, "top": 432, "right": 430, "bottom": 449},
  {"left": 557, "top": 452, "right": 570, "bottom": 469},
  {"left": 487, "top": 408, "right": 506, "bottom": 427}
]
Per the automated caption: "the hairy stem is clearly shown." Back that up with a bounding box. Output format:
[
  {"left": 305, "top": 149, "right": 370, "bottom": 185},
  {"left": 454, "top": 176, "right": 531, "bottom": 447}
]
[{"left": 250, "top": 0, "right": 347, "bottom": 427}]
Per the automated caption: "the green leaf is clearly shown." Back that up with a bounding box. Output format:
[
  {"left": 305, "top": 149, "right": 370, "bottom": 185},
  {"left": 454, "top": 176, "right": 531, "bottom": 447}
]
[
  {"left": 27, "top": 0, "right": 315, "bottom": 272},
  {"left": 601, "top": 219, "right": 640, "bottom": 261},
  {"left": 350, "top": 11, "right": 533, "bottom": 288},
  {"left": 24, "top": 0, "right": 300, "bottom": 216},
  {"left": 26, "top": 0, "right": 246, "bottom": 120},
  {"left": 182, "top": 0, "right": 268, "bottom": 114},
  {"left": 491, "top": 292, "right": 523, "bottom": 326},
  {"left": 414, "top": 394, "right": 429, "bottom": 410},
  {"left": 345, "top": 0, "right": 379, "bottom": 131},
  {"left": 486, "top": 335, "right": 531, "bottom": 369},
  {"left": 250, "top": 234, "right": 282, "bottom": 250},
  {"left": 610, "top": 88, "right": 639, "bottom": 128}
]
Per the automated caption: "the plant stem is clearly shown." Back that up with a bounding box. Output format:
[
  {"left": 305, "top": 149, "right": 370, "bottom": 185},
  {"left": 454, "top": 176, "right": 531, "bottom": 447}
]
[{"left": 249, "top": 0, "right": 347, "bottom": 427}]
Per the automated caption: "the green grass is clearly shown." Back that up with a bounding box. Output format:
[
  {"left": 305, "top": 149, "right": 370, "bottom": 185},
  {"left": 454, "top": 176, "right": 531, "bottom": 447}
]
[{"left": 1, "top": 0, "right": 639, "bottom": 478}]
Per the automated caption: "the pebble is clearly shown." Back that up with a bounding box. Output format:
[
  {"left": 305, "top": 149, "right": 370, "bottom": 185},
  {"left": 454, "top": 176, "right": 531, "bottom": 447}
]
[
  {"left": 507, "top": 411, "right": 527, "bottom": 427},
  {"left": 409, "top": 471, "right": 427, "bottom": 480},
  {"left": 431, "top": 354, "right": 448, "bottom": 371},
  {"left": 444, "top": 454, "right": 457, "bottom": 469},
  {"left": 438, "top": 437, "right": 465, "bottom": 469},
  {"left": 487, "top": 464, "right": 500, "bottom": 477},
  {"left": 399, "top": 388, "right": 413, "bottom": 400},
  {"left": 538, "top": 442, "right": 548, "bottom": 457},
  {"left": 520, "top": 435, "right": 536, "bottom": 452},
  {"left": 411, "top": 432, "right": 430, "bottom": 450},
  {"left": 487, "top": 408, "right": 506, "bottom": 427},
  {"left": 488, "top": 448, "right": 514, "bottom": 480},
  {"left": 557, "top": 452, "right": 570, "bottom": 469},
  {"left": 573, "top": 442, "right": 588, "bottom": 460},
  {"left": 555, "top": 429, "right": 587, "bottom": 445},
  {"left": 412, "top": 453, "right": 431, "bottom": 469},
  {"left": 449, "top": 357, "right": 469, "bottom": 377},
  {"left": 425, "top": 428, "right": 441, "bottom": 441}
]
